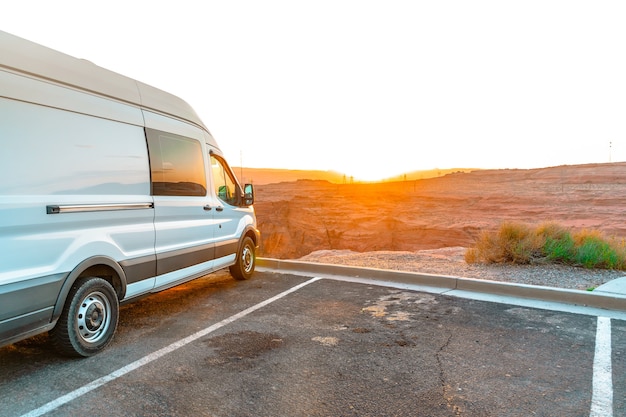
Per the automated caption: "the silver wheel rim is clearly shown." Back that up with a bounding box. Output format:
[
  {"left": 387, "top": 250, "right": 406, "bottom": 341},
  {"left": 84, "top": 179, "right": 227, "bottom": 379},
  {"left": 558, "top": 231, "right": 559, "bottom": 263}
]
[
  {"left": 242, "top": 244, "right": 254, "bottom": 273},
  {"left": 76, "top": 291, "right": 112, "bottom": 344}
]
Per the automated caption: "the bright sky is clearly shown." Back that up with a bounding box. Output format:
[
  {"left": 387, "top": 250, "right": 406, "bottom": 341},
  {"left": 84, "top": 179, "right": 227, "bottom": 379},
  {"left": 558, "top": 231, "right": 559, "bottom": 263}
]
[{"left": 3, "top": 1, "right": 625, "bottom": 181}]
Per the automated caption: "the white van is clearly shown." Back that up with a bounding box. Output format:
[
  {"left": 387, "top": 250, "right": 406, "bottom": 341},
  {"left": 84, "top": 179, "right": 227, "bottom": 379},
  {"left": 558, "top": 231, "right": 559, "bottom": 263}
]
[{"left": 0, "top": 31, "right": 260, "bottom": 357}]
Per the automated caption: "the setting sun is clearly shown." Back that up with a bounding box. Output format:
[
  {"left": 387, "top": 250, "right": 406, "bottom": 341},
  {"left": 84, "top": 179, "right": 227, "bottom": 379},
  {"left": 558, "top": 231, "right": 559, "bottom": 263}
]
[{"left": 344, "top": 165, "right": 401, "bottom": 183}]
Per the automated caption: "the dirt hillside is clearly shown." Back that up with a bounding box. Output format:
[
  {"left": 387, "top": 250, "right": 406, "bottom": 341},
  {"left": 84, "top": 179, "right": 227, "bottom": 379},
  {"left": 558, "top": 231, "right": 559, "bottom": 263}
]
[{"left": 251, "top": 162, "right": 626, "bottom": 259}]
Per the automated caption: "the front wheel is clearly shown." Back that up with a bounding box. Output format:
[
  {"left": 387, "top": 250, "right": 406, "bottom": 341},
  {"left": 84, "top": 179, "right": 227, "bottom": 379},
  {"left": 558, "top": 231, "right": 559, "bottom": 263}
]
[
  {"left": 50, "top": 277, "right": 119, "bottom": 357},
  {"left": 229, "top": 236, "right": 256, "bottom": 280}
]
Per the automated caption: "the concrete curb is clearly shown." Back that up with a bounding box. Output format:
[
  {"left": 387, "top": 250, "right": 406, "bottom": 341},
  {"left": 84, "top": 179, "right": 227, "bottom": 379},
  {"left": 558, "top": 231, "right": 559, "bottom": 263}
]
[{"left": 257, "top": 258, "right": 626, "bottom": 313}]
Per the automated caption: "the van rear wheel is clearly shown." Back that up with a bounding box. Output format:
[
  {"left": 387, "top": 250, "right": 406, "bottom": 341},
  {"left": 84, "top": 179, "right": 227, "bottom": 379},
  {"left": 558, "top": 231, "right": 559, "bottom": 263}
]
[
  {"left": 50, "top": 277, "right": 119, "bottom": 357},
  {"left": 229, "top": 236, "right": 256, "bottom": 280}
]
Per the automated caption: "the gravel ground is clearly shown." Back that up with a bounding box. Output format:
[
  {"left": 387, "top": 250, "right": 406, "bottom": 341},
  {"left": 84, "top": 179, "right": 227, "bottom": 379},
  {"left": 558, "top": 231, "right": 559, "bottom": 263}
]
[{"left": 298, "top": 247, "right": 626, "bottom": 291}]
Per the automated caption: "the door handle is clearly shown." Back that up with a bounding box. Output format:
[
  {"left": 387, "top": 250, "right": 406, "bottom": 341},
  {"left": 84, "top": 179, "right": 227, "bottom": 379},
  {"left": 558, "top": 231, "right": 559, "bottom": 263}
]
[
  {"left": 203, "top": 205, "right": 212, "bottom": 211},
  {"left": 215, "top": 206, "right": 224, "bottom": 212}
]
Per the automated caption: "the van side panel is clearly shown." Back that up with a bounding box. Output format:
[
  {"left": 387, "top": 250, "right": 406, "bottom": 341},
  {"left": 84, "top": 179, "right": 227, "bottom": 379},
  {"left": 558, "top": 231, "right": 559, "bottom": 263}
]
[
  {"left": 0, "top": 98, "right": 148, "bottom": 195},
  {"left": 0, "top": 70, "right": 144, "bottom": 127},
  {"left": 0, "top": 273, "right": 65, "bottom": 321},
  {"left": 0, "top": 273, "right": 65, "bottom": 341},
  {"left": 0, "top": 88, "right": 156, "bottom": 344}
]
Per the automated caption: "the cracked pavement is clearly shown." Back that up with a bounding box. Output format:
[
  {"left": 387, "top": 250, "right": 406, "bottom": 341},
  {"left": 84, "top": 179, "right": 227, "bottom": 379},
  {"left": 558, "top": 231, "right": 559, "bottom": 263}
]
[{"left": 1, "top": 272, "right": 624, "bottom": 416}]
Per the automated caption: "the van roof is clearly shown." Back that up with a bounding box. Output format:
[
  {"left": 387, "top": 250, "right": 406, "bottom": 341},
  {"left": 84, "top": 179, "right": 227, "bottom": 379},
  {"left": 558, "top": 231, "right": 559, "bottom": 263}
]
[{"left": 0, "top": 30, "right": 207, "bottom": 131}]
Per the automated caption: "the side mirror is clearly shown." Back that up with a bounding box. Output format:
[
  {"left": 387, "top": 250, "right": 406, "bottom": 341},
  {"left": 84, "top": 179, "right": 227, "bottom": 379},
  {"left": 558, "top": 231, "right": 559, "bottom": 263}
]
[{"left": 243, "top": 183, "right": 254, "bottom": 206}]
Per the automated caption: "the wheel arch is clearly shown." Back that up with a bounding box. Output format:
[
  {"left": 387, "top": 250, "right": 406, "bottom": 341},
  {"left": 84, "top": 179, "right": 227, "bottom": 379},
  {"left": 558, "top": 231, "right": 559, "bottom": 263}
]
[
  {"left": 242, "top": 225, "right": 261, "bottom": 248},
  {"left": 52, "top": 256, "right": 128, "bottom": 321}
]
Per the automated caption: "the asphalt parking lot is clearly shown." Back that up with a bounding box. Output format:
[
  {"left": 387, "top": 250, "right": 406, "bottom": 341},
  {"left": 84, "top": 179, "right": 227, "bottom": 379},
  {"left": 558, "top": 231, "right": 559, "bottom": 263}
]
[{"left": 0, "top": 269, "right": 624, "bottom": 417}]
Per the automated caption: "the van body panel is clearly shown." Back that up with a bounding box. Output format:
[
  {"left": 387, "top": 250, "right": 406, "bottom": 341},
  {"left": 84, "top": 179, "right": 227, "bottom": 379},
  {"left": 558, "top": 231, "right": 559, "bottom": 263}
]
[
  {"left": 137, "top": 82, "right": 207, "bottom": 131},
  {"left": 213, "top": 253, "right": 238, "bottom": 271},
  {"left": 0, "top": 70, "right": 144, "bottom": 127},
  {"left": 0, "top": 30, "right": 259, "bottom": 353},
  {"left": 0, "top": 273, "right": 65, "bottom": 345},
  {"left": 0, "top": 97, "right": 149, "bottom": 195},
  {"left": 0, "top": 309, "right": 56, "bottom": 347},
  {"left": 215, "top": 209, "right": 258, "bottom": 242},
  {"left": 154, "top": 242, "right": 215, "bottom": 276},
  {"left": 215, "top": 239, "right": 240, "bottom": 259},
  {"left": 125, "top": 279, "right": 157, "bottom": 300},
  {"left": 142, "top": 110, "right": 206, "bottom": 142},
  {"left": 0, "top": 273, "right": 66, "bottom": 321},
  {"left": 0, "top": 196, "right": 156, "bottom": 283},
  {"left": 119, "top": 254, "right": 158, "bottom": 285},
  {"left": 153, "top": 258, "right": 219, "bottom": 290},
  {"left": 151, "top": 197, "right": 217, "bottom": 269},
  {"left": 0, "top": 30, "right": 205, "bottom": 130}
]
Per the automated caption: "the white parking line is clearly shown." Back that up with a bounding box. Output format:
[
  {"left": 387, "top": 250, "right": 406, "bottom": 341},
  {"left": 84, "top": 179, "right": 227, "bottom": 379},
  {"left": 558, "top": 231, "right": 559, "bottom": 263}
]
[
  {"left": 590, "top": 316, "right": 613, "bottom": 417},
  {"left": 20, "top": 277, "right": 321, "bottom": 417}
]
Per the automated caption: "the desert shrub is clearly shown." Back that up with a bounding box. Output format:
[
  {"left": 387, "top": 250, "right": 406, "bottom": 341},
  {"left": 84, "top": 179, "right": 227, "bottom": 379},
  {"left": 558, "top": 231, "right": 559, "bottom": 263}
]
[
  {"left": 499, "top": 222, "right": 545, "bottom": 264},
  {"left": 465, "top": 222, "right": 542, "bottom": 264},
  {"left": 466, "top": 222, "right": 626, "bottom": 270},
  {"left": 539, "top": 222, "right": 575, "bottom": 262},
  {"left": 464, "top": 247, "right": 479, "bottom": 263},
  {"left": 544, "top": 235, "right": 575, "bottom": 262},
  {"left": 466, "top": 230, "right": 503, "bottom": 264},
  {"left": 572, "top": 230, "right": 625, "bottom": 269}
]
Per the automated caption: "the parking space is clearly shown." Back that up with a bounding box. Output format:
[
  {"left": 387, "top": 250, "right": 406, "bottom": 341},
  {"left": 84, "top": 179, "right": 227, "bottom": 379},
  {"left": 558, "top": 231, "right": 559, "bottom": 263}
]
[
  {"left": 1, "top": 271, "right": 624, "bottom": 417},
  {"left": 613, "top": 320, "right": 626, "bottom": 414}
]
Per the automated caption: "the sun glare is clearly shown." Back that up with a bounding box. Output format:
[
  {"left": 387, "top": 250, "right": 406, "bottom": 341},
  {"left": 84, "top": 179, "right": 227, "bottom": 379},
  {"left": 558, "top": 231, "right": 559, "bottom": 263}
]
[{"left": 344, "top": 166, "right": 406, "bottom": 183}]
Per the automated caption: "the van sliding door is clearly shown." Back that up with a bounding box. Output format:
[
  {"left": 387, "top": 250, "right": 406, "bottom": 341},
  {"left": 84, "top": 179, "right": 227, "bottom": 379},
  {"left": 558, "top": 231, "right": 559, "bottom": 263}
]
[{"left": 145, "top": 127, "right": 218, "bottom": 287}]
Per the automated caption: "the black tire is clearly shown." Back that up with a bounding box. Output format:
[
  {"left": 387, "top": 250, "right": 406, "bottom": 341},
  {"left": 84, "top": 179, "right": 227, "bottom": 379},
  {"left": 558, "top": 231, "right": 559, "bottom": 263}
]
[
  {"left": 50, "top": 277, "right": 119, "bottom": 357},
  {"left": 229, "top": 236, "right": 256, "bottom": 280}
]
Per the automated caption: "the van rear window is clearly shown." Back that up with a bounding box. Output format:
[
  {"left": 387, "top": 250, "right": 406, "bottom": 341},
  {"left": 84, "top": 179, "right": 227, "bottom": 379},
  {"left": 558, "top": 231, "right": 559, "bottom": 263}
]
[{"left": 146, "top": 128, "right": 207, "bottom": 196}]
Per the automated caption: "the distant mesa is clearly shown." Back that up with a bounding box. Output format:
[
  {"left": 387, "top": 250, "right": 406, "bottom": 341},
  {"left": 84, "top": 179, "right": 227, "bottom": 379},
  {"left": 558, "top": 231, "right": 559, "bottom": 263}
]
[{"left": 234, "top": 167, "right": 478, "bottom": 185}]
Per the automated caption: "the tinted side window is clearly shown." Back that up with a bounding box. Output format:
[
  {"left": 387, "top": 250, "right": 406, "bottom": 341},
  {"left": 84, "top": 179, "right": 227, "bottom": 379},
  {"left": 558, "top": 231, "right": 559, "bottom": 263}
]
[
  {"left": 146, "top": 128, "right": 207, "bottom": 196},
  {"left": 211, "top": 155, "right": 238, "bottom": 206}
]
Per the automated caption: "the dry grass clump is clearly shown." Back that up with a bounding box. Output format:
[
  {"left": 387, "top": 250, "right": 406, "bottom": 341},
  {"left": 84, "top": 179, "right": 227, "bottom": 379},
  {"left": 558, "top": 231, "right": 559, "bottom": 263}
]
[{"left": 465, "top": 222, "right": 626, "bottom": 270}]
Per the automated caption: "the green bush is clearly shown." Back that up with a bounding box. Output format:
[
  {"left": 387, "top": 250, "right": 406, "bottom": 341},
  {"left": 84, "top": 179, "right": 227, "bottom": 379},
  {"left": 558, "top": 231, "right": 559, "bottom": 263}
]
[
  {"left": 540, "top": 223, "right": 575, "bottom": 262},
  {"left": 544, "top": 235, "right": 575, "bottom": 262},
  {"left": 573, "top": 232, "right": 624, "bottom": 269},
  {"left": 465, "top": 222, "right": 626, "bottom": 270}
]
